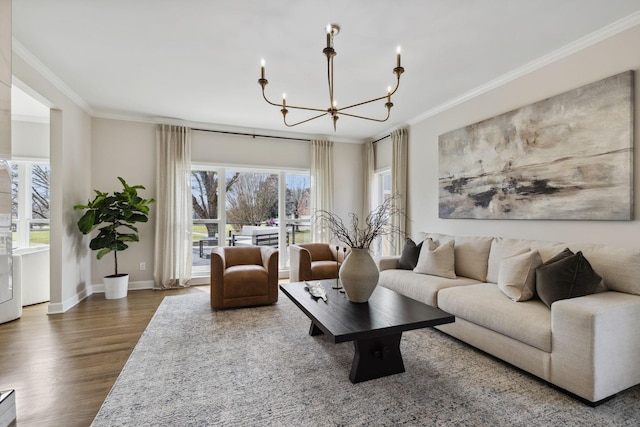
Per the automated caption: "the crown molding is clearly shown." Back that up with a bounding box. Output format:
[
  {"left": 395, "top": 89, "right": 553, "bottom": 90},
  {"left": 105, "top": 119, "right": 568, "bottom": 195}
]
[
  {"left": 12, "top": 37, "right": 94, "bottom": 115},
  {"left": 407, "top": 11, "right": 640, "bottom": 125}
]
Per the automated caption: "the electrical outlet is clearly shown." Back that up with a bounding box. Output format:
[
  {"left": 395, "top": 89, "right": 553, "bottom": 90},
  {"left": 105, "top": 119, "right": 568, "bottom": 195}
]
[{"left": 139, "top": 262, "right": 146, "bottom": 271}]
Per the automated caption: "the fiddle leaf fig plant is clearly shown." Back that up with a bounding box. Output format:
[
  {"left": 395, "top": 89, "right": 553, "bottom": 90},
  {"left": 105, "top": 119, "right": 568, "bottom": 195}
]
[{"left": 74, "top": 177, "right": 155, "bottom": 276}]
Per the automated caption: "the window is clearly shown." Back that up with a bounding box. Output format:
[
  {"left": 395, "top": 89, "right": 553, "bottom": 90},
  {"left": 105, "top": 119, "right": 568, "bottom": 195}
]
[
  {"left": 190, "top": 166, "right": 310, "bottom": 275},
  {"left": 10, "top": 161, "right": 51, "bottom": 248}
]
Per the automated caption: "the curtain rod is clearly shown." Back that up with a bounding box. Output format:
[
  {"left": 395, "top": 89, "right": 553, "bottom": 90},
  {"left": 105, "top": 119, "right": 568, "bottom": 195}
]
[
  {"left": 192, "top": 128, "right": 311, "bottom": 142},
  {"left": 372, "top": 134, "right": 390, "bottom": 144},
  {"left": 194, "top": 127, "right": 391, "bottom": 144}
]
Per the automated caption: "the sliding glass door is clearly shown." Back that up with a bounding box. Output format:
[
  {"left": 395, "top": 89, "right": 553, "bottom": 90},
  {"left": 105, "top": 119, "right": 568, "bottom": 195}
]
[{"left": 191, "top": 166, "right": 310, "bottom": 275}]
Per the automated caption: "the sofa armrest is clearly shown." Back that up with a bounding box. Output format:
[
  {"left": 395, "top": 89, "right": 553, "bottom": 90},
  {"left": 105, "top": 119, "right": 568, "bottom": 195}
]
[
  {"left": 550, "top": 291, "right": 640, "bottom": 402},
  {"left": 377, "top": 256, "right": 400, "bottom": 271}
]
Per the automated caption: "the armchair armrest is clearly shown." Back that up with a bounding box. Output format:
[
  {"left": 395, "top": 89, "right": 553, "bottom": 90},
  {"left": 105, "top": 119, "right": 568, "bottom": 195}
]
[
  {"left": 260, "top": 246, "right": 279, "bottom": 302},
  {"left": 551, "top": 291, "right": 640, "bottom": 402},
  {"left": 210, "top": 247, "right": 226, "bottom": 307},
  {"left": 289, "top": 244, "right": 311, "bottom": 282}
]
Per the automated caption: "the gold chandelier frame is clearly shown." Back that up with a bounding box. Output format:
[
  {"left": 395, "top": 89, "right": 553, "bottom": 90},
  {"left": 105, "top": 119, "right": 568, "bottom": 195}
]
[{"left": 258, "top": 24, "right": 405, "bottom": 131}]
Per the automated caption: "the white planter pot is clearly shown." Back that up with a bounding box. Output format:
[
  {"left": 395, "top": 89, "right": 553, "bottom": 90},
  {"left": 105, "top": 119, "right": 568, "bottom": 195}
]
[
  {"left": 103, "top": 274, "right": 129, "bottom": 299},
  {"left": 339, "top": 248, "right": 379, "bottom": 303}
]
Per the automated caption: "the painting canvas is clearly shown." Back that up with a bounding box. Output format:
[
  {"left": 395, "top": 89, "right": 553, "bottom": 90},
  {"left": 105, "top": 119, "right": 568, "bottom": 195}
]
[{"left": 439, "top": 71, "right": 634, "bottom": 220}]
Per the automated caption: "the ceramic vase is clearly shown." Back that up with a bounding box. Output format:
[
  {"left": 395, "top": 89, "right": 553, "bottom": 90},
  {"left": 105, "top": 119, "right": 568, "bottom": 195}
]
[{"left": 339, "top": 248, "right": 379, "bottom": 303}]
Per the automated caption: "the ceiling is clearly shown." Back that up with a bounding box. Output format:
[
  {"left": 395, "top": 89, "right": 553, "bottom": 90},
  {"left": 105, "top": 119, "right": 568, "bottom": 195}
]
[{"left": 10, "top": 0, "right": 640, "bottom": 141}]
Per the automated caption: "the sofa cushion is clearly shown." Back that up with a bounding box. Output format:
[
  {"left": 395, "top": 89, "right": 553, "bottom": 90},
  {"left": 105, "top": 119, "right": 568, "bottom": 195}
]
[
  {"left": 498, "top": 249, "right": 542, "bottom": 301},
  {"left": 486, "top": 238, "right": 530, "bottom": 283},
  {"left": 378, "top": 269, "right": 481, "bottom": 307},
  {"left": 438, "top": 283, "right": 552, "bottom": 352},
  {"left": 419, "top": 233, "right": 493, "bottom": 281},
  {"left": 536, "top": 250, "right": 602, "bottom": 308},
  {"left": 414, "top": 239, "right": 456, "bottom": 279},
  {"left": 398, "top": 238, "right": 423, "bottom": 270}
]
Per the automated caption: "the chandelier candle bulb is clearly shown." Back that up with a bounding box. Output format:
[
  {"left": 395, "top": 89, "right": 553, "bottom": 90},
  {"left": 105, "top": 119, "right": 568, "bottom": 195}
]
[
  {"left": 282, "top": 94, "right": 286, "bottom": 107},
  {"left": 260, "top": 59, "right": 265, "bottom": 79},
  {"left": 397, "top": 46, "right": 401, "bottom": 68}
]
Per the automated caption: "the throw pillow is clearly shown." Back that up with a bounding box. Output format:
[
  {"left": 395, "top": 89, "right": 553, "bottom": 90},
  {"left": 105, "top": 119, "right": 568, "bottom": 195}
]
[
  {"left": 414, "top": 239, "right": 456, "bottom": 279},
  {"left": 536, "top": 250, "right": 602, "bottom": 308},
  {"left": 398, "top": 238, "right": 423, "bottom": 270},
  {"left": 497, "top": 249, "right": 542, "bottom": 302},
  {"left": 486, "top": 238, "right": 530, "bottom": 283}
]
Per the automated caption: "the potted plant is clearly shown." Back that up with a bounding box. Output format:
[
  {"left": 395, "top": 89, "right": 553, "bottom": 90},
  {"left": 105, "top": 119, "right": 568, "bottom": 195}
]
[
  {"left": 74, "top": 177, "right": 155, "bottom": 299},
  {"left": 314, "top": 194, "right": 404, "bottom": 302}
]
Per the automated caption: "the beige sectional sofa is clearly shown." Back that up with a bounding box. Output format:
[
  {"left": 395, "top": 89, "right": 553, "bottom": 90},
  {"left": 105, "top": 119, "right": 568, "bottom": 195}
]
[{"left": 377, "top": 232, "right": 640, "bottom": 405}]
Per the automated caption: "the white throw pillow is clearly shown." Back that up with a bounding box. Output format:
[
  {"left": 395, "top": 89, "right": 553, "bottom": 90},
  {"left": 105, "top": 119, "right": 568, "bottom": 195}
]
[
  {"left": 414, "top": 239, "right": 456, "bottom": 279},
  {"left": 497, "top": 249, "right": 542, "bottom": 301},
  {"left": 486, "top": 238, "right": 530, "bottom": 283}
]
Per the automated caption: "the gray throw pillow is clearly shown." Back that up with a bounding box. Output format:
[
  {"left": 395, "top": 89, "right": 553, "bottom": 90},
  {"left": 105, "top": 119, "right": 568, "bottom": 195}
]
[
  {"left": 535, "top": 249, "right": 602, "bottom": 309},
  {"left": 398, "top": 238, "right": 423, "bottom": 270}
]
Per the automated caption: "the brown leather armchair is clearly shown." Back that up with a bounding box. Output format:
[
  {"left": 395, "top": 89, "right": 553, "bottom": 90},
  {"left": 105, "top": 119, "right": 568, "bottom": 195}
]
[
  {"left": 289, "top": 243, "right": 350, "bottom": 282},
  {"left": 210, "top": 246, "right": 279, "bottom": 309}
]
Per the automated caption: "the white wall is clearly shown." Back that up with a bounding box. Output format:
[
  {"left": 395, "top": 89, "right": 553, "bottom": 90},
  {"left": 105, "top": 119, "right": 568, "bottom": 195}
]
[
  {"left": 12, "top": 54, "right": 93, "bottom": 313},
  {"left": 406, "top": 24, "right": 640, "bottom": 249},
  {"left": 90, "top": 118, "right": 156, "bottom": 285},
  {"left": 90, "top": 119, "right": 363, "bottom": 285},
  {"left": 11, "top": 120, "right": 49, "bottom": 158}
]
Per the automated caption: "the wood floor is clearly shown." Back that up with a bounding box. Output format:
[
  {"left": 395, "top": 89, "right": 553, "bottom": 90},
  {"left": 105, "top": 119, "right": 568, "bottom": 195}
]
[{"left": 0, "top": 287, "right": 206, "bottom": 427}]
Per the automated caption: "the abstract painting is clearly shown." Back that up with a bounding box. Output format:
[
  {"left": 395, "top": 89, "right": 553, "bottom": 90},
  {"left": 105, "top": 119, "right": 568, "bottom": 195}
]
[{"left": 439, "top": 71, "right": 634, "bottom": 220}]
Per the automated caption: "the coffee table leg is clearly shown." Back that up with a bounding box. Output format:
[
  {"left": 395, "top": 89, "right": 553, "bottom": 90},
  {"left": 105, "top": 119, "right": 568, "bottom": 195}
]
[
  {"left": 309, "top": 321, "right": 324, "bottom": 336},
  {"left": 349, "top": 333, "right": 404, "bottom": 383}
]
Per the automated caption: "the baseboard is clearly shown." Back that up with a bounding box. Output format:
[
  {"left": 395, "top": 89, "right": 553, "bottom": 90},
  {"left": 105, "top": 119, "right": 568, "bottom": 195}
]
[
  {"left": 47, "top": 287, "right": 91, "bottom": 314},
  {"left": 47, "top": 280, "right": 155, "bottom": 314},
  {"left": 92, "top": 280, "right": 155, "bottom": 294}
]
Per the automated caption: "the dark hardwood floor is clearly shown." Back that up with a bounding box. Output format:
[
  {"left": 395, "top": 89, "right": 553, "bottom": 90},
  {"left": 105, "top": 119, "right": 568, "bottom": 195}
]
[{"left": 0, "top": 287, "right": 206, "bottom": 427}]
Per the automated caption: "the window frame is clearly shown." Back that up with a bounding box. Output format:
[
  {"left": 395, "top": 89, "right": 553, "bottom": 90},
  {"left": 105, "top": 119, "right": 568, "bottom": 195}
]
[
  {"left": 11, "top": 158, "right": 51, "bottom": 249},
  {"left": 190, "top": 164, "right": 310, "bottom": 277}
]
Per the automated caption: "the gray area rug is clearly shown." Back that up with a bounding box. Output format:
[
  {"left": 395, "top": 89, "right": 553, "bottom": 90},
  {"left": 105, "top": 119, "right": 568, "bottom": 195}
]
[{"left": 92, "top": 291, "right": 640, "bottom": 426}]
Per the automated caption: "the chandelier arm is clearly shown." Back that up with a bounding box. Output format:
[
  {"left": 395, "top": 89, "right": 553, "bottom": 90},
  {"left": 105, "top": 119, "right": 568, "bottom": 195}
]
[
  {"left": 263, "top": 89, "right": 327, "bottom": 113},
  {"left": 337, "top": 110, "right": 391, "bottom": 123},
  {"left": 337, "top": 94, "right": 389, "bottom": 112},
  {"left": 338, "top": 77, "right": 401, "bottom": 111},
  {"left": 284, "top": 112, "right": 329, "bottom": 127},
  {"left": 283, "top": 104, "right": 330, "bottom": 113},
  {"left": 261, "top": 89, "right": 286, "bottom": 108}
]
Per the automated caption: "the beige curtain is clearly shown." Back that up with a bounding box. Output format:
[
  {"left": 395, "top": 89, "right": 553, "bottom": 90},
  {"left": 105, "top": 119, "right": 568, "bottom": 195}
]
[
  {"left": 310, "top": 140, "right": 334, "bottom": 242},
  {"left": 391, "top": 128, "right": 408, "bottom": 255},
  {"left": 154, "top": 124, "right": 193, "bottom": 289},
  {"left": 362, "top": 140, "right": 374, "bottom": 218}
]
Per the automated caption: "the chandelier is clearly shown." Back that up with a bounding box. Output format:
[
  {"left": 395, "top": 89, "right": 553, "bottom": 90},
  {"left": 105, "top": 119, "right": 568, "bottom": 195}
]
[{"left": 258, "top": 24, "right": 405, "bottom": 132}]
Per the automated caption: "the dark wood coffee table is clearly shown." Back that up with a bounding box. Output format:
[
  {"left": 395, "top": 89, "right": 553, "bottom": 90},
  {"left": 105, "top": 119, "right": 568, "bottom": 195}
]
[{"left": 280, "top": 281, "right": 455, "bottom": 383}]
